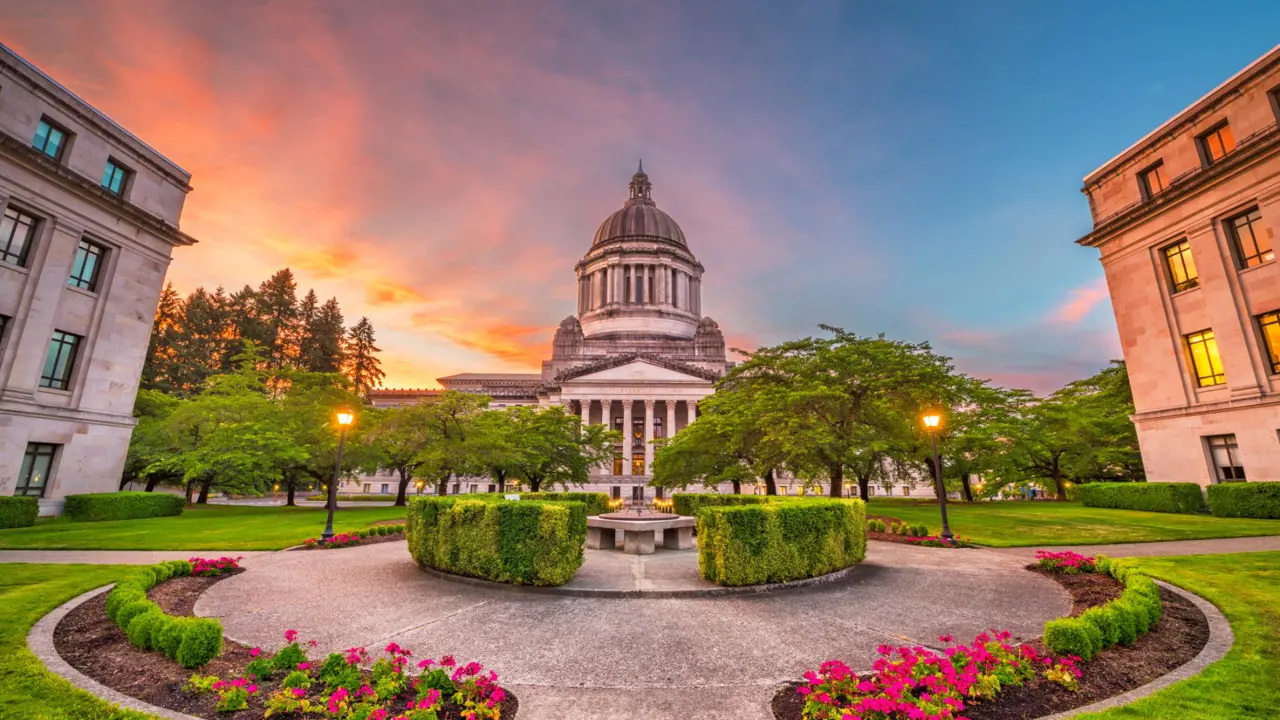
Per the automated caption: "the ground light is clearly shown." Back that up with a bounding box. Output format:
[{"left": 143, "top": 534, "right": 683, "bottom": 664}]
[
  {"left": 322, "top": 410, "right": 355, "bottom": 541},
  {"left": 921, "top": 409, "right": 954, "bottom": 541}
]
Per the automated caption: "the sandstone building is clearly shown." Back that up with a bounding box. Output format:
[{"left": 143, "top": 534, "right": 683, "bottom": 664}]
[
  {"left": 1079, "top": 44, "right": 1280, "bottom": 486},
  {"left": 0, "top": 44, "right": 195, "bottom": 514}
]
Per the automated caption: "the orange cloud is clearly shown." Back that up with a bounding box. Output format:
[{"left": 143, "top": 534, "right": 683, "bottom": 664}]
[{"left": 1048, "top": 277, "right": 1110, "bottom": 325}]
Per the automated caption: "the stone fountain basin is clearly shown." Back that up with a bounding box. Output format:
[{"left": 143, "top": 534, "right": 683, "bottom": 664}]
[{"left": 587, "top": 514, "right": 695, "bottom": 554}]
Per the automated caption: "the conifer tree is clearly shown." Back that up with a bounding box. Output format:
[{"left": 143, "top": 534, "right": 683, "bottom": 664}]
[
  {"left": 141, "top": 283, "right": 182, "bottom": 392},
  {"left": 343, "top": 317, "right": 385, "bottom": 399},
  {"left": 254, "top": 269, "right": 301, "bottom": 370},
  {"left": 171, "top": 287, "right": 231, "bottom": 394},
  {"left": 303, "top": 297, "right": 346, "bottom": 372}
]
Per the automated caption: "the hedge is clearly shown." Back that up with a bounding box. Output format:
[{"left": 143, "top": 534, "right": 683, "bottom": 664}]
[
  {"left": 518, "top": 492, "right": 610, "bottom": 516},
  {"left": 104, "top": 560, "right": 223, "bottom": 668},
  {"left": 672, "top": 493, "right": 769, "bottom": 518},
  {"left": 64, "top": 491, "right": 185, "bottom": 522},
  {"left": 0, "top": 496, "right": 38, "bottom": 529},
  {"left": 406, "top": 496, "right": 586, "bottom": 585},
  {"left": 1077, "top": 482, "right": 1205, "bottom": 514},
  {"left": 1206, "top": 482, "right": 1280, "bottom": 519},
  {"left": 1042, "top": 554, "right": 1163, "bottom": 661},
  {"left": 696, "top": 499, "right": 867, "bottom": 586}
]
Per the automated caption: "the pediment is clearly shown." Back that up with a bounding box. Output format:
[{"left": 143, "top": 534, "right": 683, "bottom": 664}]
[{"left": 570, "top": 359, "right": 708, "bottom": 383}]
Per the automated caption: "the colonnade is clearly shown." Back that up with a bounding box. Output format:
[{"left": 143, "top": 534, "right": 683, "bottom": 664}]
[
  {"left": 571, "top": 398, "right": 697, "bottom": 476},
  {"left": 577, "top": 263, "right": 700, "bottom": 315}
]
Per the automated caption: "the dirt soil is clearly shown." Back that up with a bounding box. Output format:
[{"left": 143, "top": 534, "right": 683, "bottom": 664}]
[
  {"left": 54, "top": 571, "right": 517, "bottom": 719},
  {"left": 771, "top": 568, "right": 1208, "bottom": 720}
]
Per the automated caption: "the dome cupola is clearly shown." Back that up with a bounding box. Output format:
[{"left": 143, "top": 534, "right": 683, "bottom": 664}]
[{"left": 591, "top": 161, "right": 689, "bottom": 248}]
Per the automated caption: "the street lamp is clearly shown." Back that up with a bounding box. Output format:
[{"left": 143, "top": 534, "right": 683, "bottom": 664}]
[
  {"left": 921, "top": 409, "right": 954, "bottom": 542},
  {"left": 321, "top": 410, "right": 355, "bottom": 541}
]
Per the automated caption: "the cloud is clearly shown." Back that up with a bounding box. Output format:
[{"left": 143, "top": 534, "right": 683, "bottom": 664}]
[{"left": 1048, "top": 277, "right": 1110, "bottom": 325}]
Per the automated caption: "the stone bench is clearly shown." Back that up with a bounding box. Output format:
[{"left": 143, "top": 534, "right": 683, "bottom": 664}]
[{"left": 586, "top": 515, "right": 696, "bottom": 555}]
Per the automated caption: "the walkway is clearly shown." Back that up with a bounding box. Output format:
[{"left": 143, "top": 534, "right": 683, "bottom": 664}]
[
  {"left": 195, "top": 541, "right": 1068, "bottom": 720},
  {"left": 992, "top": 534, "right": 1280, "bottom": 559},
  {"left": 0, "top": 550, "right": 268, "bottom": 565}
]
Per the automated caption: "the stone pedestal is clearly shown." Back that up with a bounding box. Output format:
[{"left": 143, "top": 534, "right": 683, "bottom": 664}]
[
  {"left": 586, "top": 526, "right": 616, "bottom": 550},
  {"left": 661, "top": 525, "right": 694, "bottom": 550},
  {"left": 623, "top": 529, "right": 656, "bottom": 554}
]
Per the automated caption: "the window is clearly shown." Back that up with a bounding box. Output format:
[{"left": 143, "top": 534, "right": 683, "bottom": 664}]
[
  {"left": 1197, "top": 121, "right": 1235, "bottom": 165},
  {"left": 362, "top": 483, "right": 370, "bottom": 493},
  {"left": 32, "top": 118, "right": 69, "bottom": 160},
  {"left": 68, "top": 239, "right": 106, "bottom": 291},
  {"left": 1225, "top": 208, "right": 1273, "bottom": 269},
  {"left": 612, "top": 456, "right": 623, "bottom": 475},
  {"left": 903, "top": 486, "right": 911, "bottom": 496},
  {"left": 0, "top": 206, "right": 38, "bottom": 267},
  {"left": 1207, "top": 434, "right": 1246, "bottom": 481},
  {"left": 0, "top": 314, "right": 8, "bottom": 349},
  {"left": 777, "top": 485, "right": 787, "bottom": 496},
  {"left": 631, "top": 485, "right": 645, "bottom": 501},
  {"left": 17, "top": 443, "right": 58, "bottom": 497},
  {"left": 1185, "top": 329, "right": 1226, "bottom": 387},
  {"left": 1269, "top": 85, "right": 1280, "bottom": 124},
  {"left": 451, "top": 482, "right": 460, "bottom": 494},
  {"left": 1163, "top": 240, "right": 1199, "bottom": 293},
  {"left": 1259, "top": 312, "right": 1280, "bottom": 375},
  {"left": 101, "top": 157, "right": 130, "bottom": 196},
  {"left": 487, "top": 484, "right": 495, "bottom": 493},
  {"left": 656, "top": 486, "right": 664, "bottom": 499},
  {"left": 380, "top": 483, "right": 389, "bottom": 494},
  {"left": 611, "top": 485, "right": 621, "bottom": 500},
  {"left": 40, "top": 330, "right": 81, "bottom": 390},
  {"left": 1138, "top": 161, "right": 1169, "bottom": 200},
  {"left": 631, "top": 457, "right": 645, "bottom": 476}
]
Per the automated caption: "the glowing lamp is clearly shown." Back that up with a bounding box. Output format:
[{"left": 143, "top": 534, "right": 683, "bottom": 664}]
[
  {"left": 337, "top": 411, "right": 354, "bottom": 426},
  {"left": 921, "top": 412, "right": 941, "bottom": 430}
]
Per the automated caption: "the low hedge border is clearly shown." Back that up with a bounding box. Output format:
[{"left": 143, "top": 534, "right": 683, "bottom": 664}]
[
  {"left": 696, "top": 498, "right": 867, "bottom": 586},
  {"left": 1041, "top": 555, "right": 1162, "bottom": 661},
  {"left": 517, "top": 491, "right": 610, "bottom": 516},
  {"left": 671, "top": 493, "right": 769, "bottom": 517},
  {"left": 64, "top": 492, "right": 185, "bottom": 522},
  {"left": 1077, "top": 482, "right": 1205, "bottom": 514},
  {"left": 104, "top": 560, "right": 223, "bottom": 668},
  {"left": 1206, "top": 482, "right": 1280, "bottom": 519},
  {"left": 0, "top": 495, "right": 39, "bottom": 529},
  {"left": 406, "top": 496, "right": 587, "bottom": 586}
]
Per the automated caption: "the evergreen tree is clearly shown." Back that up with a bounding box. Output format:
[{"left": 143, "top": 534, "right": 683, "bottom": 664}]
[
  {"left": 141, "top": 283, "right": 182, "bottom": 393},
  {"left": 225, "top": 285, "right": 263, "bottom": 371},
  {"left": 254, "top": 269, "right": 301, "bottom": 370},
  {"left": 171, "top": 287, "right": 231, "bottom": 394},
  {"left": 343, "top": 317, "right": 385, "bottom": 399},
  {"left": 301, "top": 296, "right": 346, "bottom": 372}
]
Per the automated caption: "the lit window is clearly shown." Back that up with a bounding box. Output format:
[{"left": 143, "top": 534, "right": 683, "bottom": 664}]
[
  {"left": 1163, "top": 240, "right": 1199, "bottom": 293},
  {"left": 0, "top": 206, "right": 39, "bottom": 267},
  {"left": 101, "top": 158, "right": 130, "bottom": 196},
  {"left": 1198, "top": 122, "right": 1236, "bottom": 165},
  {"left": 32, "top": 118, "right": 68, "bottom": 160},
  {"left": 1138, "top": 161, "right": 1168, "bottom": 200},
  {"left": 1259, "top": 312, "right": 1280, "bottom": 375},
  {"left": 68, "top": 239, "right": 107, "bottom": 291},
  {"left": 631, "top": 457, "right": 645, "bottom": 476},
  {"left": 17, "top": 443, "right": 59, "bottom": 497},
  {"left": 40, "top": 330, "right": 82, "bottom": 390},
  {"left": 612, "top": 456, "right": 623, "bottom": 475},
  {"left": 1206, "top": 434, "right": 1245, "bottom": 482},
  {"left": 1185, "top": 329, "right": 1226, "bottom": 388},
  {"left": 1226, "top": 208, "right": 1273, "bottom": 269}
]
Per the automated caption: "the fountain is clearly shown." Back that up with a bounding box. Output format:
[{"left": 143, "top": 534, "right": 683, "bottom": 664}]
[{"left": 586, "top": 498, "right": 695, "bottom": 554}]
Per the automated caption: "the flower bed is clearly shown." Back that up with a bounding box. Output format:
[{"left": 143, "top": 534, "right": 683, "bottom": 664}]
[
  {"left": 301, "top": 524, "right": 407, "bottom": 550},
  {"left": 191, "top": 556, "right": 243, "bottom": 576},
  {"left": 1034, "top": 550, "right": 1096, "bottom": 574}
]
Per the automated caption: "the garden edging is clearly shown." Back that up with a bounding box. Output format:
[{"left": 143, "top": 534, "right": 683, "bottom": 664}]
[{"left": 27, "top": 583, "right": 202, "bottom": 720}]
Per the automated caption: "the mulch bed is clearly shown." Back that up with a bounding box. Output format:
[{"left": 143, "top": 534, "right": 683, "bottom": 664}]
[
  {"left": 771, "top": 567, "right": 1208, "bottom": 720},
  {"left": 54, "top": 570, "right": 518, "bottom": 719},
  {"left": 288, "top": 532, "right": 406, "bottom": 551}
]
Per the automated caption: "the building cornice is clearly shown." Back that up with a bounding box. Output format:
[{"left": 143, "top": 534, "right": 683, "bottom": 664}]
[
  {"left": 555, "top": 352, "right": 721, "bottom": 383},
  {"left": 1132, "top": 391, "right": 1280, "bottom": 423}
]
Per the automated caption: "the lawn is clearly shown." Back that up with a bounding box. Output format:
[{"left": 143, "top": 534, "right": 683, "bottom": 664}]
[
  {"left": 0, "top": 563, "right": 155, "bottom": 719},
  {"left": 868, "top": 499, "right": 1280, "bottom": 547},
  {"left": 0, "top": 504, "right": 408, "bottom": 551},
  {"left": 1079, "top": 551, "right": 1280, "bottom": 719}
]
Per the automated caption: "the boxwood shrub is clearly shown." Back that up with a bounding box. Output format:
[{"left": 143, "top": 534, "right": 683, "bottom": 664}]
[
  {"left": 518, "top": 491, "right": 610, "bottom": 516},
  {"left": 64, "top": 491, "right": 185, "bottom": 522},
  {"left": 672, "top": 493, "right": 769, "bottom": 518},
  {"left": 696, "top": 499, "right": 867, "bottom": 586},
  {"left": 1042, "top": 556, "right": 1165, "bottom": 659},
  {"left": 104, "top": 559, "right": 224, "bottom": 668},
  {"left": 406, "top": 496, "right": 587, "bottom": 585},
  {"left": 1077, "top": 482, "right": 1205, "bottom": 514},
  {"left": 0, "top": 496, "right": 39, "bottom": 529},
  {"left": 1043, "top": 617, "right": 1099, "bottom": 661},
  {"left": 1206, "top": 482, "right": 1280, "bottom": 519}
]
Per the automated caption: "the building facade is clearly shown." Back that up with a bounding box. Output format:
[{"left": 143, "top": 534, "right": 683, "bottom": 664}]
[
  {"left": 1079, "top": 44, "right": 1280, "bottom": 486},
  {"left": 0, "top": 44, "right": 195, "bottom": 514}
]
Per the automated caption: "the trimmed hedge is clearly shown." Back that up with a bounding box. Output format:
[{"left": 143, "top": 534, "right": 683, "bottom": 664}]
[
  {"left": 696, "top": 499, "right": 867, "bottom": 586},
  {"left": 406, "top": 496, "right": 586, "bottom": 585},
  {"left": 105, "top": 560, "right": 223, "bottom": 668},
  {"left": 518, "top": 492, "right": 610, "bottom": 516},
  {"left": 0, "top": 496, "right": 39, "bottom": 529},
  {"left": 672, "top": 493, "right": 768, "bottom": 518},
  {"left": 1077, "top": 482, "right": 1205, "bottom": 514},
  {"left": 64, "top": 491, "right": 185, "bottom": 522},
  {"left": 1043, "top": 554, "right": 1163, "bottom": 661},
  {"left": 1206, "top": 482, "right": 1280, "bottom": 519}
]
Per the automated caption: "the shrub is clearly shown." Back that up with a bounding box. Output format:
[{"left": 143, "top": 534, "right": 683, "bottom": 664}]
[
  {"left": 158, "top": 617, "right": 189, "bottom": 658},
  {"left": 519, "top": 492, "right": 610, "bottom": 516},
  {"left": 1206, "top": 482, "right": 1280, "bottom": 519},
  {"left": 176, "top": 618, "right": 224, "bottom": 668},
  {"left": 1043, "top": 617, "right": 1097, "bottom": 660},
  {"left": 419, "top": 668, "right": 457, "bottom": 697},
  {"left": 272, "top": 643, "right": 307, "bottom": 672},
  {"left": 1077, "top": 482, "right": 1205, "bottom": 514},
  {"left": 126, "top": 609, "right": 165, "bottom": 650},
  {"left": 0, "top": 496, "right": 39, "bottom": 529},
  {"left": 1111, "top": 602, "right": 1139, "bottom": 645},
  {"left": 63, "top": 491, "right": 185, "bottom": 522},
  {"left": 696, "top": 499, "right": 866, "bottom": 586},
  {"left": 1080, "top": 606, "right": 1119, "bottom": 647},
  {"left": 912, "top": 523, "right": 929, "bottom": 536},
  {"left": 672, "top": 493, "right": 768, "bottom": 518},
  {"left": 116, "top": 598, "right": 159, "bottom": 630},
  {"left": 105, "top": 560, "right": 226, "bottom": 667},
  {"left": 406, "top": 496, "right": 586, "bottom": 585}
]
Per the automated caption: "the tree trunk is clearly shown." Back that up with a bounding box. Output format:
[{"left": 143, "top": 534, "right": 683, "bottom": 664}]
[
  {"left": 829, "top": 464, "right": 843, "bottom": 498},
  {"left": 857, "top": 475, "right": 871, "bottom": 502},
  {"left": 529, "top": 477, "right": 543, "bottom": 492},
  {"left": 764, "top": 468, "right": 777, "bottom": 495},
  {"left": 119, "top": 474, "right": 132, "bottom": 491},
  {"left": 436, "top": 477, "right": 448, "bottom": 496},
  {"left": 731, "top": 479, "right": 742, "bottom": 495},
  {"left": 1054, "top": 471, "right": 1068, "bottom": 501},
  {"left": 959, "top": 474, "right": 974, "bottom": 502},
  {"left": 185, "top": 479, "right": 196, "bottom": 505},
  {"left": 196, "top": 477, "right": 213, "bottom": 504},
  {"left": 394, "top": 468, "right": 410, "bottom": 507},
  {"left": 144, "top": 475, "right": 163, "bottom": 492},
  {"left": 496, "top": 472, "right": 506, "bottom": 493},
  {"left": 286, "top": 480, "right": 296, "bottom": 506}
]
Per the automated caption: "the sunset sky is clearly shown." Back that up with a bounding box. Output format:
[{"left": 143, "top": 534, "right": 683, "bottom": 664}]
[{"left": 4, "top": 1, "right": 1279, "bottom": 392}]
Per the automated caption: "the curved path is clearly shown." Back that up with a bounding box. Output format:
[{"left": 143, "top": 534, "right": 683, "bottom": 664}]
[{"left": 196, "top": 541, "right": 1068, "bottom": 720}]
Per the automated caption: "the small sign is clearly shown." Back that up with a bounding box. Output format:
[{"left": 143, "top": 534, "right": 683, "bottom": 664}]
[{"left": 504, "top": 494, "right": 521, "bottom": 501}]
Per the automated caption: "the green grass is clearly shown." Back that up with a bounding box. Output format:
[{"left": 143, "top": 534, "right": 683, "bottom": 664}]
[
  {"left": 1078, "top": 552, "right": 1280, "bottom": 719},
  {"left": 0, "top": 563, "right": 156, "bottom": 719},
  {"left": 868, "top": 499, "right": 1280, "bottom": 547},
  {"left": 0, "top": 504, "right": 408, "bottom": 551}
]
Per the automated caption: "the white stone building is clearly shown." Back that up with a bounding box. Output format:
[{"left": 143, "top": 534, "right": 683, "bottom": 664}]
[{"left": 0, "top": 43, "right": 195, "bottom": 514}]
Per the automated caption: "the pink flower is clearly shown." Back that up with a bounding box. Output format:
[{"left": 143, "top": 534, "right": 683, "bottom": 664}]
[
  {"left": 246, "top": 684, "right": 258, "bottom": 694},
  {"left": 297, "top": 662, "right": 311, "bottom": 671},
  {"left": 249, "top": 647, "right": 261, "bottom": 657},
  {"left": 441, "top": 654, "right": 457, "bottom": 667},
  {"left": 417, "top": 659, "right": 435, "bottom": 669},
  {"left": 291, "top": 687, "right": 306, "bottom": 698},
  {"left": 308, "top": 640, "right": 318, "bottom": 647},
  {"left": 284, "top": 629, "right": 299, "bottom": 643}
]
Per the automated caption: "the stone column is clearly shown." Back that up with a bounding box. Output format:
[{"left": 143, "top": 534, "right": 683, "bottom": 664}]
[
  {"left": 656, "top": 265, "right": 666, "bottom": 306},
  {"left": 622, "top": 400, "right": 633, "bottom": 475},
  {"left": 687, "top": 399, "right": 697, "bottom": 424},
  {"left": 666, "top": 400, "right": 676, "bottom": 440},
  {"left": 643, "top": 399, "right": 655, "bottom": 475},
  {"left": 580, "top": 398, "right": 591, "bottom": 426}
]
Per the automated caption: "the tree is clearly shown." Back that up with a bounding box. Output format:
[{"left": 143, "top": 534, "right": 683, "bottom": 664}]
[
  {"left": 344, "top": 317, "right": 385, "bottom": 399},
  {"left": 274, "top": 369, "right": 372, "bottom": 507},
  {"left": 168, "top": 286, "right": 231, "bottom": 394},
  {"left": 141, "top": 283, "right": 182, "bottom": 393},
  {"left": 301, "top": 296, "right": 346, "bottom": 373},
  {"left": 361, "top": 403, "right": 438, "bottom": 506},
  {"left": 508, "top": 405, "right": 617, "bottom": 492},
  {"left": 651, "top": 386, "right": 785, "bottom": 495},
  {"left": 254, "top": 269, "right": 302, "bottom": 370},
  {"left": 469, "top": 409, "right": 525, "bottom": 493},
  {"left": 121, "top": 389, "right": 183, "bottom": 491},
  {"left": 415, "top": 391, "right": 489, "bottom": 495}
]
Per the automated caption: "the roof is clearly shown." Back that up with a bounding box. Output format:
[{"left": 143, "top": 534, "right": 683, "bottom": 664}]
[
  {"left": 592, "top": 164, "right": 688, "bottom": 248},
  {"left": 1083, "top": 44, "right": 1280, "bottom": 186},
  {"left": 437, "top": 373, "right": 541, "bottom": 383}
]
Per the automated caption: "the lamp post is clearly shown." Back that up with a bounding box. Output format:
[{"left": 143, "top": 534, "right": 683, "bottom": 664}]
[
  {"left": 921, "top": 410, "right": 954, "bottom": 542},
  {"left": 321, "top": 410, "right": 355, "bottom": 541}
]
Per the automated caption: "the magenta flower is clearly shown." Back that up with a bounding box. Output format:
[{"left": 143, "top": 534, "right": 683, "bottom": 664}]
[{"left": 284, "top": 629, "right": 299, "bottom": 643}]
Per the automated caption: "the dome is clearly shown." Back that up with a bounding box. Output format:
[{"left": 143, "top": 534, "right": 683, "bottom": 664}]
[{"left": 591, "top": 162, "right": 688, "bottom": 248}]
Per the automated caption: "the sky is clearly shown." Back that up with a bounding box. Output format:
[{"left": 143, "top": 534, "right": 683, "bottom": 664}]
[{"left": 3, "top": 1, "right": 1279, "bottom": 393}]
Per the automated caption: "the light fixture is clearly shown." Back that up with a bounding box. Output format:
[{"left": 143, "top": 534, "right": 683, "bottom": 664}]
[
  {"left": 922, "top": 411, "right": 941, "bottom": 430},
  {"left": 337, "top": 411, "right": 354, "bottom": 426}
]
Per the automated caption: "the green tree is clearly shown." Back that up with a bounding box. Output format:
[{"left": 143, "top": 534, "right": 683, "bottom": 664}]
[
  {"left": 508, "top": 405, "right": 618, "bottom": 492},
  {"left": 141, "top": 283, "right": 182, "bottom": 393},
  {"left": 469, "top": 408, "right": 525, "bottom": 493},
  {"left": 415, "top": 391, "right": 489, "bottom": 495},
  {"left": 121, "top": 389, "right": 183, "bottom": 491},
  {"left": 361, "top": 403, "right": 438, "bottom": 506},
  {"left": 343, "top": 317, "right": 385, "bottom": 399},
  {"left": 254, "top": 269, "right": 301, "bottom": 370},
  {"left": 300, "top": 296, "right": 346, "bottom": 373}
]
